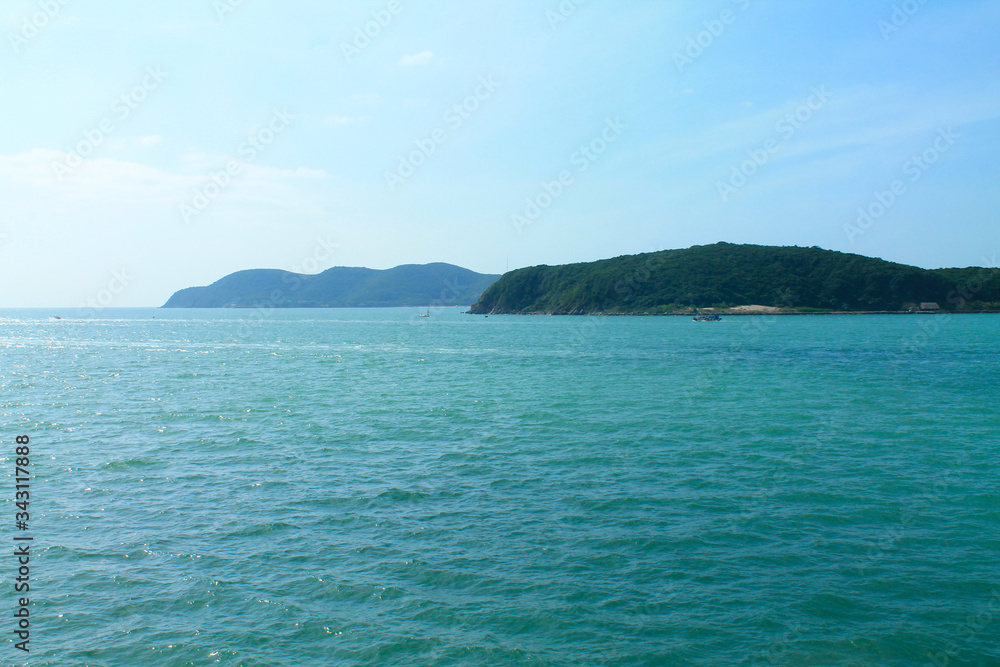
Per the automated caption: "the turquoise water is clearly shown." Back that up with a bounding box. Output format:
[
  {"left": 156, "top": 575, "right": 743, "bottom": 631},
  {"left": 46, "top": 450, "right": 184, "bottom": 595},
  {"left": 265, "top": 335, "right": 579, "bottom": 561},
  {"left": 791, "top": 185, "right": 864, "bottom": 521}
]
[{"left": 1, "top": 309, "right": 998, "bottom": 666}]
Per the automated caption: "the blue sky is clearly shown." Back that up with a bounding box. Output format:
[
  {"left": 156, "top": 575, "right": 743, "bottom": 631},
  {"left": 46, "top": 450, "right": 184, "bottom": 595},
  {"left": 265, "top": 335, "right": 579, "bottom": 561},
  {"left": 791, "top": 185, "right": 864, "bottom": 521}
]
[{"left": 1, "top": 0, "right": 999, "bottom": 307}]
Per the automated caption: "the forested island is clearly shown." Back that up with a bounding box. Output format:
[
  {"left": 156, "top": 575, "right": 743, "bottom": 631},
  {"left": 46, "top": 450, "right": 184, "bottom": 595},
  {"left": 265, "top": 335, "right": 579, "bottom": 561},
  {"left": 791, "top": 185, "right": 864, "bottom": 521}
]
[
  {"left": 468, "top": 243, "right": 1000, "bottom": 315},
  {"left": 163, "top": 263, "right": 499, "bottom": 308}
]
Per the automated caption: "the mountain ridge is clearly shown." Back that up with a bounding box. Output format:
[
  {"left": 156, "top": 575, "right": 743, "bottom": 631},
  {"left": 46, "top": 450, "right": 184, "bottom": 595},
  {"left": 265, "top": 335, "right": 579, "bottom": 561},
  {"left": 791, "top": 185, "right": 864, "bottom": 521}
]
[
  {"left": 163, "top": 263, "right": 500, "bottom": 308},
  {"left": 468, "top": 243, "right": 1000, "bottom": 315}
]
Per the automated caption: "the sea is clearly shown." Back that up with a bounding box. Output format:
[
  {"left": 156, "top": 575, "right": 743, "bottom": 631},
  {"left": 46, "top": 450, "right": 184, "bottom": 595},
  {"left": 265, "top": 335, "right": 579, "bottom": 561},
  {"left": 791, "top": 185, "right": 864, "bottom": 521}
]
[{"left": 1, "top": 308, "right": 998, "bottom": 666}]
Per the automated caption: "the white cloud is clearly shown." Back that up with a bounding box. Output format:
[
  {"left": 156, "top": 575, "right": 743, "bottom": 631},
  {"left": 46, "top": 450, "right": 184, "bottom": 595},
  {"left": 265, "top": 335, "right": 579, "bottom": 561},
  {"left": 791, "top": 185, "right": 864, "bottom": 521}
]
[
  {"left": 0, "top": 149, "right": 330, "bottom": 205},
  {"left": 106, "top": 135, "right": 164, "bottom": 151},
  {"left": 0, "top": 149, "right": 341, "bottom": 306},
  {"left": 399, "top": 50, "right": 435, "bottom": 67}
]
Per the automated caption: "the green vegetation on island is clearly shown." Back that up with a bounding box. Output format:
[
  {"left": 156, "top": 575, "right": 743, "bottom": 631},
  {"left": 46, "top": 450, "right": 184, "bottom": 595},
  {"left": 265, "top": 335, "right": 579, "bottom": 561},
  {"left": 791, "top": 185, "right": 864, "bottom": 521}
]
[
  {"left": 163, "top": 263, "right": 500, "bottom": 308},
  {"left": 468, "top": 243, "right": 1000, "bottom": 315}
]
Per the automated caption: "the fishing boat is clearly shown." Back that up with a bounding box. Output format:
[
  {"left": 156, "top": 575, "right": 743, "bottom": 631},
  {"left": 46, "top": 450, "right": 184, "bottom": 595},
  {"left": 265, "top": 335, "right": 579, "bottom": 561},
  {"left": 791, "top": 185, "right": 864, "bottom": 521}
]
[
  {"left": 693, "top": 314, "right": 721, "bottom": 322},
  {"left": 418, "top": 308, "right": 430, "bottom": 318}
]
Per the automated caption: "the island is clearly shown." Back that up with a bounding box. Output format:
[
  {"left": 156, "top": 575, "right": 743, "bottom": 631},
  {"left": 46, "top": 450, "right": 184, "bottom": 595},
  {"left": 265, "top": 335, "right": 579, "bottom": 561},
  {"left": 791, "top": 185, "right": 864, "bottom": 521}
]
[
  {"left": 467, "top": 243, "right": 1000, "bottom": 315},
  {"left": 163, "top": 263, "right": 500, "bottom": 308}
]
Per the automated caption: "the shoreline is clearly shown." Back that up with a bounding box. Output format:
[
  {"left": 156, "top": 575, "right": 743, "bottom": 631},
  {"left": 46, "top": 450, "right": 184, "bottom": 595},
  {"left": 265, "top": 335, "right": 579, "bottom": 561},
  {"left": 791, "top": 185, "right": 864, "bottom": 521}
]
[{"left": 465, "top": 310, "right": 1000, "bottom": 317}]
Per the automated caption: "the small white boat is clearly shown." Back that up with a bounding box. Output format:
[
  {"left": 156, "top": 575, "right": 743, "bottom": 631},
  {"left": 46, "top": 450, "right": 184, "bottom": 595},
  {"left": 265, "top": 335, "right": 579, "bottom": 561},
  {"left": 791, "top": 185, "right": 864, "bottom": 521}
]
[{"left": 418, "top": 308, "right": 430, "bottom": 318}]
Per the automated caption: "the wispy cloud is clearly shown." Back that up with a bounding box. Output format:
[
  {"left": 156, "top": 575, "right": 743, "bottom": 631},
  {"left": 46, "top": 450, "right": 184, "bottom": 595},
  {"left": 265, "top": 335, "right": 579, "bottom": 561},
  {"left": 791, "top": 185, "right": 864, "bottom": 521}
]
[
  {"left": 0, "top": 149, "right": 328, "bottom": 202},
  {"left": 399, "top": 50, "right": 435, "bottom": 67},
  {"left": 648, "top": 82, "right": 1000, "bottom": 171}
]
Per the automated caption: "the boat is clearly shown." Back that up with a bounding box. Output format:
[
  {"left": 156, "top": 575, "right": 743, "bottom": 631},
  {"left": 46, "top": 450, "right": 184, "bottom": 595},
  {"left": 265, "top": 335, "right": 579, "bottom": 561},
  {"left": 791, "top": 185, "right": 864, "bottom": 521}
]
[
  {"left": 693, "top": 314, "right": 721, "bottom": 322},
  {"left": 418, "top": 308, "right": 430, "bottom": 318}
]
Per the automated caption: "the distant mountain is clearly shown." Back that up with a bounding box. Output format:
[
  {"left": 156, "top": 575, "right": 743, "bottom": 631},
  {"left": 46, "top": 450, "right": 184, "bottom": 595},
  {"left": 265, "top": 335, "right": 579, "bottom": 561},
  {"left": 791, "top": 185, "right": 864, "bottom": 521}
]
[
  {"left": 468, "top": 243, "right": 1000, "bottom": 314},
  {"left": 163, "top": 263, "right": 500, "bottom": 308}
]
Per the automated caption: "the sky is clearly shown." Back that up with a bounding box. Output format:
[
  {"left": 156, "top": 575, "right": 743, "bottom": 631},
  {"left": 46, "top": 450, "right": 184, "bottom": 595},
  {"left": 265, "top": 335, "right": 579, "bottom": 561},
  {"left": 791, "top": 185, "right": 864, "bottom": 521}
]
[{"left": 1, "top": 0, "right": 999, "bottom": 307}]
